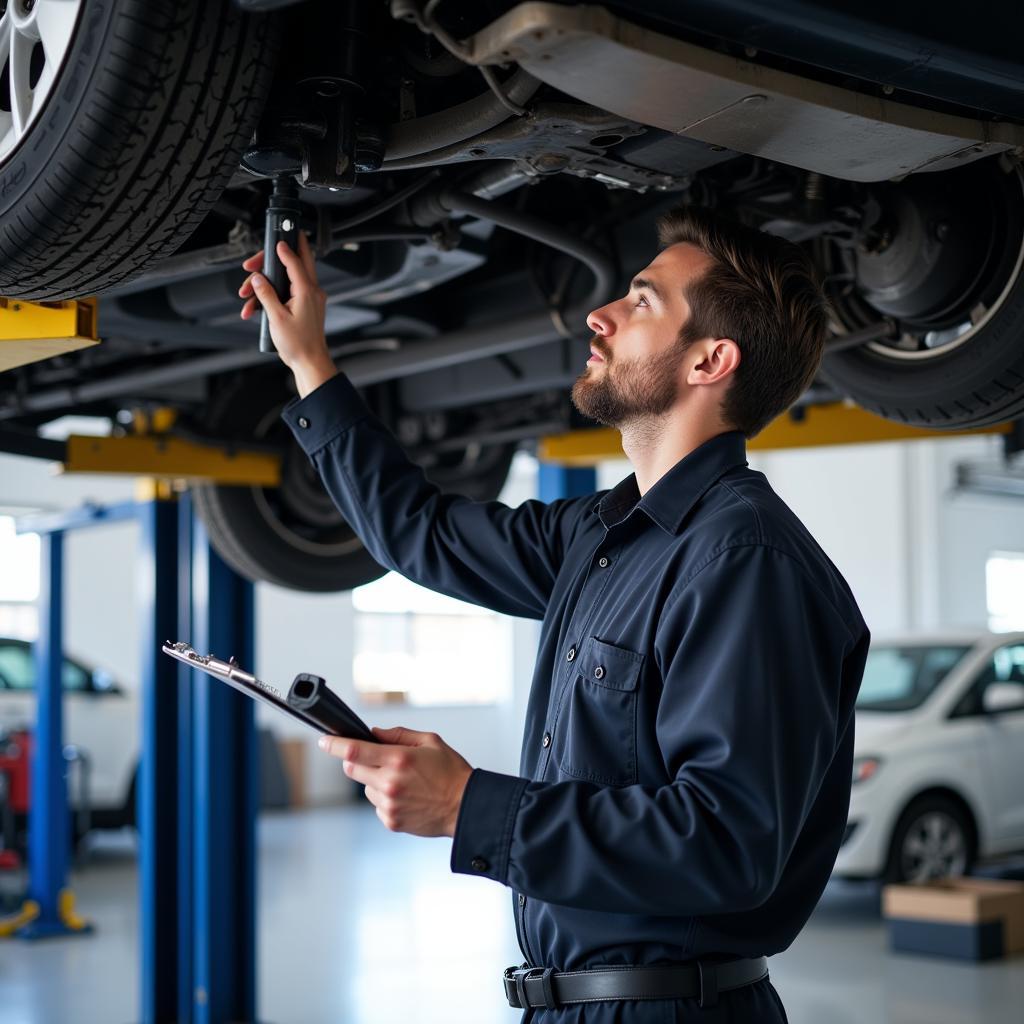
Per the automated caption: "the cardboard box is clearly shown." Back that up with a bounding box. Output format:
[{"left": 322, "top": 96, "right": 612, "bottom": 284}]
[
  {"left": 277, "top": 738, "right": 308, "bottom": 808},
  {"left": 883, "top": 878, "right": 1024, "bottom": 961}
]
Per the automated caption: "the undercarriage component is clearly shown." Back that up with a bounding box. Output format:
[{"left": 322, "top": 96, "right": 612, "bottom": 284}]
[
  {"left": 242, "top": 0, "right": 370, "bottom": 189},
  {"left": 460, "top": 2, "right": 1023, "bottom": 183},
  {"left": 432, "top": 187, "right": 616, "bottom": 312},
  {"left": 382, "top": 68, "right": 542, "bottom": 163},
  {"left": 381, "top": 101, "right": 697, "bottom": 193},
  {"left": 821, "top": 158, "right": 1024, "bottom": 428}
]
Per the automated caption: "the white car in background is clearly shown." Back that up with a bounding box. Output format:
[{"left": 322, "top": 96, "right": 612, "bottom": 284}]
[
  {"left": 0, "top": 638, "right": 138, "bottom": 833},
  {"left": 835, "top": 632, "right": 1024, "bottom": 883}
]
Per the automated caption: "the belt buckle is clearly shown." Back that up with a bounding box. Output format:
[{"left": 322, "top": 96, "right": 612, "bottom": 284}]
[{"left": 503, "top": 965, "right": 557, "bottom": 1010}]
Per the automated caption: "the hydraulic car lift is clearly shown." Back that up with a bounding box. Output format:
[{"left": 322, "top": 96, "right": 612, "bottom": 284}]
[
  {"left": 2, "top": 494, "right": 258, "bottom": 1024},
  {"left": 0, "top": 298, "right": 99, "bottom": 373}
]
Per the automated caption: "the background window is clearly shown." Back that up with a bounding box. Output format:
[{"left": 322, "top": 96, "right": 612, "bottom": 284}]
[
  {"left": 986, "top": 551, "right": 1024, "bottom": 632},
  {"left": 0, "top": 515, "right": 40, "bottom": 603},
  {"left": 856, "top": 644, "right": 969, "bottom": 712},
  {"left": 953, "top": 644, "right": 1024, "bottom": 717},
  {"left": 352, "top": 572, "right": 512, "bottom": 706},
  {"left": 0, "top": 514, "right": 40, "bottom": 640}
]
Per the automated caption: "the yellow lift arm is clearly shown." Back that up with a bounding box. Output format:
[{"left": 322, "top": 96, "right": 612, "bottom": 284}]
[
  {"left": 0, "top": 298, "right": 99, "bottom": 372},
  {"left": 539, "top": 402, "right": 1014, "bottom": 466},
  {"left": 62, "top": 434, "right": 281, "bottom": 487}
]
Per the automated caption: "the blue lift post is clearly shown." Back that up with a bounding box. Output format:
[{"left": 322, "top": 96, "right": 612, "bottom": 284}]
[
  {"left": 538, "top": 463, "right": 597, "bottom": 503},
  {"left": 186, "top": 504, "right": 257, "bottom": 1024},
  {"left": 176, "top": 496, "right": 196, "bottom": 1022},
  {"left": 19, "top": 530, "right": 87, "bottom": 938},
  {"left": 138, "top": 497, "right": 182, "bottom": 1022},
  {"left": 14, "top": 503, "right": 144, "bottom": 939},
  {"left": 14, "top": 497, "right": 259, "bottom": 1023},
  {"left": 140, "top": 492, "right": 258, "bottom": 1024}
]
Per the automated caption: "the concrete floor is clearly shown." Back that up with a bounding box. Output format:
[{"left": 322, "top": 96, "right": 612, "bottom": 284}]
[{"left": 1, "top": 806, "right": 1022, "bottom": 1024}]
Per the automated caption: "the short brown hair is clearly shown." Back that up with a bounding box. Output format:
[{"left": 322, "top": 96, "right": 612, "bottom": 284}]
[{"left": 656, "top": 205, "right": 829, "bottom": 438}]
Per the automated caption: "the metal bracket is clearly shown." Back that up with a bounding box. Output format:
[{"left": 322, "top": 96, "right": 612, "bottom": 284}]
[{"left": 0, "top": 298, "right": 99, "bottom": 373}]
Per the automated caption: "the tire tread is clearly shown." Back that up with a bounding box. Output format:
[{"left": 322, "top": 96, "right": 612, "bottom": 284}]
[{"left": 0, "top": 0, "right": 278, "bottom": 300}]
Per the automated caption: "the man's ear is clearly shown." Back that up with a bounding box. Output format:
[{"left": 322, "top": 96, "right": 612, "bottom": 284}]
[{"left": 686, "top": 338, "right": 740, "bottom": 387}]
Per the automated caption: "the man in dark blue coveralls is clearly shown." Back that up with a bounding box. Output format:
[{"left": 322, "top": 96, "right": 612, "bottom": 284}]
[{"left": 239, "top": 205, "right": 870, "bottom": 1023}]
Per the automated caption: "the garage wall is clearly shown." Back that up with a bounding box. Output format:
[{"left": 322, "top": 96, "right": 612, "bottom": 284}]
[{"left": 931, "top": 435, "right": 1024, "bottom": 628}]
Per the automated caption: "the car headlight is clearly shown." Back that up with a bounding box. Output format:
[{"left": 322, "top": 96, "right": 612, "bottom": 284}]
[{"left": 852, "top": 756, "right": 882, "bottom": 785}]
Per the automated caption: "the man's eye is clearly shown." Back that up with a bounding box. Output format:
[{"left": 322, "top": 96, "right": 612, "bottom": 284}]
[{"left": 634, "top": 295, "right": 649, "bottom": 308}]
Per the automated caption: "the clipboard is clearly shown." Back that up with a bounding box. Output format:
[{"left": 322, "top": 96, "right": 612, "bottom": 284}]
[{"left": 161, "top": 641, "right": 378, "bottom": 743}]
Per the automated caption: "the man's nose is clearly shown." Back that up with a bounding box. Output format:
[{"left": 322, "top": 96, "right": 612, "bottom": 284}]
[{"left": 586, "top": 303, "right": 615, "bottom": 336}]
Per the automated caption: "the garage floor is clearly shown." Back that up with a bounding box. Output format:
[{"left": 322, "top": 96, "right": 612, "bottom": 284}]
[{"left": 1, "top": 807, "right": 1022, "bottom": 1024}]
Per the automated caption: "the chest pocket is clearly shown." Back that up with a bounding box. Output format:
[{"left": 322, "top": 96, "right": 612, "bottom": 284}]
[{"left": 555, "top": 636, "right": 644, "bottom": 787}]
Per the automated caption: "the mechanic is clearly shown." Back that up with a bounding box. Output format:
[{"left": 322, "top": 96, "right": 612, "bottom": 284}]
[{"left": 238, "top": 206, "right": 869, "bottom": 1023}]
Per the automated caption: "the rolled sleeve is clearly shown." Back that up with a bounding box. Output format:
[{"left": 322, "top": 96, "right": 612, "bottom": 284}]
[{"left": 451, "top": 768, "right": 530, "bottom": 885}]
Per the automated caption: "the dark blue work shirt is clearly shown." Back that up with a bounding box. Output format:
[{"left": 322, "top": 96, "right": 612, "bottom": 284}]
[{"left": 283, "top": 372, "right": 869, "bottom": 976}]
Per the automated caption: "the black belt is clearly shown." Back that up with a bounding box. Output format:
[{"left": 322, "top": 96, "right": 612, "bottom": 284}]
[{"left": 503, "top": 956, "right": 769, "bottom": 1010}]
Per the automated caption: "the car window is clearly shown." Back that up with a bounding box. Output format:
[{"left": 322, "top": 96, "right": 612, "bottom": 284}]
[
  {"left": 856, "top": 645, "right": 970, "bottom": 712},
  {"left": 952, "top": 644, "right": 1024, "bottom": 717},
  {"left": 0, "top": 640, "right": 94, "bottom": 692},
  {"left": 0, "top": 643, "right": 33, "bottom": 690}
]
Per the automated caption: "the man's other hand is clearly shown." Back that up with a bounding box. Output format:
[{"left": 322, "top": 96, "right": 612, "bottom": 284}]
[
  {"left": 319, "top": 727, "right": 474, "bottom": 838},
  {"left": 239, "top": 231, "right": 337, "bottom": 398}
]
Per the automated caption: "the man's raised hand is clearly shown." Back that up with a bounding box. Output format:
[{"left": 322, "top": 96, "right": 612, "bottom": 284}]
[{"left": 239, "top": 231, "right": 337, "bottom": 397}]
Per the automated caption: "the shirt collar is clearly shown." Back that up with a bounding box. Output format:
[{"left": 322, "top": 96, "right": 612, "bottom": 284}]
[{"left": 594, "top": 430, "right": 748, "bottom": 535}]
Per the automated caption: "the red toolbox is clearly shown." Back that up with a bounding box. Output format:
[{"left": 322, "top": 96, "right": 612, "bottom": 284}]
[{"left": 0, "top": 730, "right": 31, "bottom": 814}]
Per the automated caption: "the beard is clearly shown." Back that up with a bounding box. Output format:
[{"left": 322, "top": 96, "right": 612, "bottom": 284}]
[{"left": 571, "top": 337, "right": 689, "bottom": 428}]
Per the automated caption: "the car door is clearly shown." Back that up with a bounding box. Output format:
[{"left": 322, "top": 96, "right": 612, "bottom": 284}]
[
  {"left": 951, "top": 642, "right": 1024, "bottom": 846},
  {"left": 0, "top": 639, "right": 132, "bottom": 812},
  {"left": 0, "top": 641, "right": 36, "bottom": 733}
]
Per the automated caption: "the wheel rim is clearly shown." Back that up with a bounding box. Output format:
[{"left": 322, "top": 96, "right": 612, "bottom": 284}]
[
  {"left": 826, "top": 161, "right": 1024, "bottom": 363},
  {"left": 0, "top": 0, "right": 83, "bottom": 166},
  {"left": 900, "top": 811, "right": 968, "bottom": 882}
]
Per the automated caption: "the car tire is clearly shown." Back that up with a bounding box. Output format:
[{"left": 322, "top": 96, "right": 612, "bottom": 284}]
[
  {"left": 0, "top": 0, "right": 278, "bottom": 300},
  {"left": 190, "top": 371, "right": 517, "bottom": 593},
  {"left": 819, "top": 158, "right": 1024, "bottom": 430},
  {"left": 884, "top": 794, "right": 976, "bottom": 884}
]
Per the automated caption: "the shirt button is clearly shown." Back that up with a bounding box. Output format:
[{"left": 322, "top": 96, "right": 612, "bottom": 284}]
[
  {"left": 298, "top": 416, "right": 310, "bottom": 429},
  {"left": 594, "top": 666, "right": 605, "bottom": 680},
  {"left": 598, "top": 556, "right": 609, "bottom": 568},
  {"left": 566, "top": 647, "right": 576, "bottom": 662},
  {"left": 471, "top": 857, "right": 490, "bottom": 872},
  {"left": 518, "top": 894, "right": 526, "bottom": 907},
  {"left": 542, "top": 732, "right": 551, "bottom": 748}
]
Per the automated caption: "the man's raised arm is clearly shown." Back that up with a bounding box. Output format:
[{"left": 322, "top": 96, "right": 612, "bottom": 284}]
[{"left": 239, "top": 234, "right": 592, "bottom": 619}]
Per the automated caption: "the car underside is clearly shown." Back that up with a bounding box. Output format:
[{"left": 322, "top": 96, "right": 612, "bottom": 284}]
[{"left": 1, "top": 0, "right": 1023, "bottom": 591}]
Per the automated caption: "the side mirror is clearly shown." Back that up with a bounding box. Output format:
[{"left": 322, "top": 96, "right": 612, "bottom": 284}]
[{"left": 982, "top": 682, "right": 1024, "bottom": 715}]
